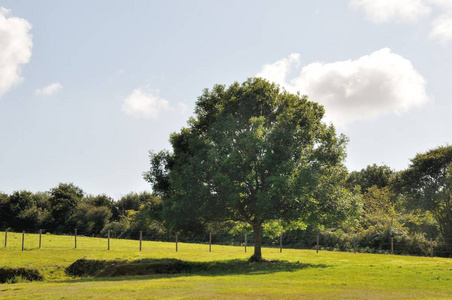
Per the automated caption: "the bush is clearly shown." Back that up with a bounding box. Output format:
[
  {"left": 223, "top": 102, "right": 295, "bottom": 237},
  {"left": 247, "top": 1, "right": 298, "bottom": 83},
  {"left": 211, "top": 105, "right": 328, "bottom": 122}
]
[
  {"left": 65, "top": 259, "right": 116, "bottom": 277},
  {"left": 65, "top": 259, "right": 192, "bottom": 277},
  {"left": 0, "top": 268, "right": 43, "bottom": 283}
]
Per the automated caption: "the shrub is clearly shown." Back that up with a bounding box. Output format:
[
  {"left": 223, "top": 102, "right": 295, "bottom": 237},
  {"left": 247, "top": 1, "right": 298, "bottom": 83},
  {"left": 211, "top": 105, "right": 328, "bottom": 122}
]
[{"left": 0, "top": 268, "right": 43, "bottom": 283}]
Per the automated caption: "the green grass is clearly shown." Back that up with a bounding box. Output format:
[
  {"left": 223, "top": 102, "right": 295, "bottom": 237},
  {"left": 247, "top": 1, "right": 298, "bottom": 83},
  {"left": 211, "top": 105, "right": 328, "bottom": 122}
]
[{"left": 1, "top": 231, "right": 451, "bottom": 299}]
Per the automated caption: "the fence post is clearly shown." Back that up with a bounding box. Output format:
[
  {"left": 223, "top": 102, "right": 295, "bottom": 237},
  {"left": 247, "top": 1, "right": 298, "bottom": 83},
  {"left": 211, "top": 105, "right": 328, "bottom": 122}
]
[
  {"left": 4, "top": 229, "right": 7, "bottom": 248},
  {"left": 108, "top": 230, "right": 111, "bottom": 250},
  {"left": 280, "top": 233, "right": 283, "bottom": 253},
  {"left": 75, "top": 229, "right": 77, "bottom": 249},
  {"left": 209, "top": 233, "right": 212, "bottom": 252},
  {"left": 430, "top": 238, "right": 433, "bottom": 258},
  {"left": 391, "top": 237, "right": 394, "bottom": 255},
  {"left": 22, "top": 231, "right": 25, "bottom": 251},
  {"left": 353, "top": 239, "right": 356, "bottom": 254},
  {"left": 245, "top": 233, "right": 247, "bottom": 253},
  {"left": 39, "top": 229, "right": 42, "bottom": 249},
  {"left": 175, "top": 234, "right": 178, "bottom": 252},
  {"left": 139, "top": 231, "right": 142, "bottom": 252},
  {"left": 316, "top": 233, "right": 320, "bottom": 253}
]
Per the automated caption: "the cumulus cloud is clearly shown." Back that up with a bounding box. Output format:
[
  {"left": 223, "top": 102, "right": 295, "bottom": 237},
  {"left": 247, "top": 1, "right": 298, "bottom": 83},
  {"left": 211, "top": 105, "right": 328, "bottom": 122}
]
[
  {"left": 0, "top": 7, "right": 33, "bottom": 98},
  {"left": 350, "top": 0, "right": 431, "bottom": 23},
  {"left": 430, "top": 12, "right": 452, "bottom": 42},
  {"left": 35, "top": 82, "right": 62, "bottom": 96},
  {"left": 351, "top": 0, "right": 452, "bottom": 43},
  {"left": 257, "top": 48, "right": 431, "bottom": 126},
  {"left": 256, "top": 53, "right": 300, "bottom": 85},
  {"left": 428, "top": 0, "right": 452, "bottom": 10},
  {"left": 428, "top": 0, "right": 452, "bottom": 42},
  {"left": 122, "top": 89, "right": 170, "bottom": 119}
]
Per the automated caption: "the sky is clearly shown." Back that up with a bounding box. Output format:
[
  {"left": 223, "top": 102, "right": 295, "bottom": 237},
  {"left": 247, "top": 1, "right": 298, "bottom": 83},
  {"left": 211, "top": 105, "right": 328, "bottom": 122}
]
[{"left": 1, "top": 0, "right": 451, "bottom": 199}]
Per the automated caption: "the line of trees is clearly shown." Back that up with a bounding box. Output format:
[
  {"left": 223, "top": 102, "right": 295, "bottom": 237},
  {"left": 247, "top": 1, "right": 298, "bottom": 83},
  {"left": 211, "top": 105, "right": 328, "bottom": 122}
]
[
  {"left": 0, "top": 151, "right": 451, "bottom": 257},
  {"left": 0, "top": 184, "right": 166, "bottom": 240}
]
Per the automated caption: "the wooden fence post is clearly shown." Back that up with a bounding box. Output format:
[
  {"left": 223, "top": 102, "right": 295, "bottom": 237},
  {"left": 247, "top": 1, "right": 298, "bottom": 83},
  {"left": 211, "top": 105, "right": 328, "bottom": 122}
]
[
  {"left": 391, "top": 237, "right": 394, "bottom": 255},
  {"left": 316, "top": 233, "right": 320, "bottom": 253},
  {"left": 108, "top": 230, "right": 111, "bottom": 250},
  {"left": 353, "top": 239, "right": 356, "bottom": 254},
  {"left": 75, "top": 229, "right": 77, "bottom": 249},
  {"left": 139, "top": 231, "right": 142, "bottom": 252},
  {"left": 4, "top": 229, "right": 7, "bottom": 248},
  {"left": 22, "top": 231, "right": 25, "bottom": 251},
  {"left": 209, "top": 233, "right": 212, "bottom": 253},
  {"left": 245, "top": 233, "right": 247, "bottom": 253},
  {"left": 175, "top": 234, "right": 178, "bottom": 252},
  {"left": 280, "top": 234, "right": 283, "bottom": 253},
  {"left": 39, "top": 229, "right": 42, "bottom": 249}
]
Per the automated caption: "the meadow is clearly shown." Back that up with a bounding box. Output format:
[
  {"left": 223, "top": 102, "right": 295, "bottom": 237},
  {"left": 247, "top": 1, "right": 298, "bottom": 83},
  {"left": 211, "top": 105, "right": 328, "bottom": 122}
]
[{"left": 0, "top": 231, "right": 451, "bottom": 299}]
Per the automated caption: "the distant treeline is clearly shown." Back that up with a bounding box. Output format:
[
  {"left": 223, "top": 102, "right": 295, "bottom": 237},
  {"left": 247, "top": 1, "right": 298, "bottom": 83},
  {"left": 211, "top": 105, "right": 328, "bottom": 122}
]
[
  {"left": 1, "top": 146, "right": 452, "bottom": 257},
  {"left": 0, "top": 184, "right": 166, "bottom": 240}
]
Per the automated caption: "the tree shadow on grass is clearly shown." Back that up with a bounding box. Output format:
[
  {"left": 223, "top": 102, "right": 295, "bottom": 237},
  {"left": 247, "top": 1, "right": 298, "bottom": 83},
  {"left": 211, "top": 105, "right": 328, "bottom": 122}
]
[{"left": 62, "top": 258, "right": 329, "bottom": 282}]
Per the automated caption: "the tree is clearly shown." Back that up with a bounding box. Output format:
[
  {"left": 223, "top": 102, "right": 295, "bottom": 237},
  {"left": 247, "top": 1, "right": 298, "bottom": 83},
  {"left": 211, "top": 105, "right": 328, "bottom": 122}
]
[
  {"left": 0, "top": 191, "right": 51, "bottom": 231},
  {"left": 127, "top": 195, "right": 165, "bottom": 239},
  {"left": 397, "top": 145, "right": 452, "bottom": 249},
  {"left": 145, "top": 78, "right": 358, "bottom": 261},
  {"left": 346, "top": 164, "right": 394, "bottom": 193},
  {"left": 0, "top": 192, "right": 9, "bottom": 228},
  {"left": 361, "top": 186, "right": 398, "bottom": 231},
  {"left": 6, "top": 191, "right": 37, "bottom": 230},
  {"left": 117, "top": 192, "right": 154, "bottom": 215},
  {"left": 49, "top": 183, "right": 84, "bottom": 232},
  {"left": 85, "top": 194, "right": 120, "bottom": 221},
  {"left": 68, "top": 202, "right": 112, "bottom": 235},
  {"left": 85, "top": 194, "right": 114, "bottom": 208}
]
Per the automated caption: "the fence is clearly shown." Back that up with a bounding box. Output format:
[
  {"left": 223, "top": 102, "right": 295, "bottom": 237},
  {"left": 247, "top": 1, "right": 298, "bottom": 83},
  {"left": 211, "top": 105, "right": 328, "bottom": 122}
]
[{"left": 2, "top": 229, "right": 451, "bottom": 258}]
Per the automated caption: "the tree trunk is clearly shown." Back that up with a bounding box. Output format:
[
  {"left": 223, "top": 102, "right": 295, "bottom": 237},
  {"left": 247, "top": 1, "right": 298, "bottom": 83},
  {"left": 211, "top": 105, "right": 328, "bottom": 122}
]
[{"left": 250, "top": 223, "right": 262, "bottom": 262}]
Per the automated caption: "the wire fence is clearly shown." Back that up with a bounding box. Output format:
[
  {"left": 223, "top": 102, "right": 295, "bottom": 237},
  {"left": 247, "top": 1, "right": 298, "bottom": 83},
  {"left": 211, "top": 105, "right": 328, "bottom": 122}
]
[{"left": 2, "top": 229, "right": 451, "bottom": 259}]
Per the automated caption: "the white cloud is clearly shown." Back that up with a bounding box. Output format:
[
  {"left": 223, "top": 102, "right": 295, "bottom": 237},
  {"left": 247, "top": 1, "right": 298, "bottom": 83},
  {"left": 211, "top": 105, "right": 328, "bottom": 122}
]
[
  {"left": 0, "top": 7, "right": 33, "bottom": 98},
  {"left": 256, "top": 53, "right": 300, "bottom": 85},
  {"left": 35, "top": 82, "right": 62, "bottom": 96},
  {"left": 428, "top": 0, "right": 452, "bottom": 43},
  {"left": 257, "top": 48, "right": 431, "bottom": 126},
  {"left": 122, "top": 89, "right": 170, "bottom": 119},
  {"left": 350, "top": 0, "right": 452, "bottom": 43},
  {"left": 350, "top": 0, "right": 431, "bottom": 23},
  {"left": 428, "top": 0, "right": 452, "bottom": 9},
  {"left": 430, "top": 12, "right": 452, "bottom": 42}
]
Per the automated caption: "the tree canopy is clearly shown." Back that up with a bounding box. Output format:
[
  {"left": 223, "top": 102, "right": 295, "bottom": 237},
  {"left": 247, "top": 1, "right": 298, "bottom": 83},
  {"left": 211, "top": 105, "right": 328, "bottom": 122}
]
[
  {"left": 49, "top": 183, "right": 84, "bottom": 232},
  {"left": 346, "top": 164, "right": 394, "bottom": 193},
  {"left": 145, "top": 78, "right": 359, "bottom": 260},
  {"left": 397, "top": 145, "right": 452, "bottom": 246}
]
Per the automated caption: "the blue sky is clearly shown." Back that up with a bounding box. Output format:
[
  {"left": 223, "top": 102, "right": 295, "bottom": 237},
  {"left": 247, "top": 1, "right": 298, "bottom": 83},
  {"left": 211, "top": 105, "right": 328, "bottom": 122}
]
[{"left": 1, "top": 0, "right": 451, "bottom": 198}]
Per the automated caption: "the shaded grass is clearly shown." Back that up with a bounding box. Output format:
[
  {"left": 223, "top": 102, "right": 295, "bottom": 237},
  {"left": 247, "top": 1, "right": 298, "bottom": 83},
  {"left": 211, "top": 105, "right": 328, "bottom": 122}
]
[{"left": 65, "top": 258, "right": 325, "bottom": 278}]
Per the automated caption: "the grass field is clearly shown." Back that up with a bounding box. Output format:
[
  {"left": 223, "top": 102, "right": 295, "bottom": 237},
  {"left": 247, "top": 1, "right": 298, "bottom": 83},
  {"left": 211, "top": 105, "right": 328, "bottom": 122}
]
[{"left": 1, "top": 231, "right": 452, "bottom": 299}]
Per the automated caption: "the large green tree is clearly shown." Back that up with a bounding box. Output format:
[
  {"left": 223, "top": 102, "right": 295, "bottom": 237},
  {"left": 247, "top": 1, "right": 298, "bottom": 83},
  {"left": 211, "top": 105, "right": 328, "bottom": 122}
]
[
  {"left": 145, "top": 78, "right": 357, "bottom": 260},
  {"left": 397, "top": 145, "right": 452, "bottom": 247}
]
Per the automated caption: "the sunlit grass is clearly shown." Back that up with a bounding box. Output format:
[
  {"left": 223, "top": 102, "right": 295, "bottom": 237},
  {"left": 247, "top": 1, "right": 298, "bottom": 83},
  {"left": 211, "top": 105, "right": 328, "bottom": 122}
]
[{"left": 1, "top": 231, "right": 451, "bottom": 299}]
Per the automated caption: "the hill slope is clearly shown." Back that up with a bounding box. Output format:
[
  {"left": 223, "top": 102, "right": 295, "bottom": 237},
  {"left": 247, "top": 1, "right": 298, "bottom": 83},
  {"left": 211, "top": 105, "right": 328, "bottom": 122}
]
[{"left": 0, "top": 231, "right": 451, "bottom": 299}]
